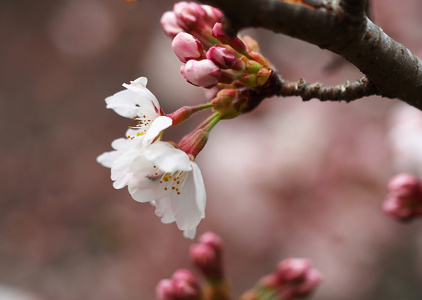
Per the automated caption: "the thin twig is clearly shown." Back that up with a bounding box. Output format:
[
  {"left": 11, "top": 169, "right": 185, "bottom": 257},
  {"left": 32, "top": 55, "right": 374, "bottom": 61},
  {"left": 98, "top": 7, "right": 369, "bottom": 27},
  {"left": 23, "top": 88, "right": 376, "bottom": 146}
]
[{"left": 277, "top": 76, "right": 377, "bottom": 102}]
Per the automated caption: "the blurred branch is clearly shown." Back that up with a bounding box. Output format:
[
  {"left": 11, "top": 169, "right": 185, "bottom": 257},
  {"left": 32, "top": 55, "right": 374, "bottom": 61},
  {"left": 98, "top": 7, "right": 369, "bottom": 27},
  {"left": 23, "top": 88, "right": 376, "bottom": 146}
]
[{"left": 197, "top": 0, "right": 422, "bottom": 109}]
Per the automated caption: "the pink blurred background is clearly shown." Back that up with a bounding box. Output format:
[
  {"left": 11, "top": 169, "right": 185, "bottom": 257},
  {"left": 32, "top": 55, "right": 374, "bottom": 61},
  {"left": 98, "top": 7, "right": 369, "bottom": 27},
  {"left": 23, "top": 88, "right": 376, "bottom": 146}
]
[{"left": 1, "top": 0, "right": 422, "bottom": 299}]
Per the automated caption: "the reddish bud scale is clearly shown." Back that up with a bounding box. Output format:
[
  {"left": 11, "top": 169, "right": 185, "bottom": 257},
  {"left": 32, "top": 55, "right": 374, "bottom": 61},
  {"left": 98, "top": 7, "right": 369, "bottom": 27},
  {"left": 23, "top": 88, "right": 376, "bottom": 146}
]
[
  {"left": 179, "top": 128, "right": 209, "bottom": 158},
  {"left": 166, "top": 106, "right": 194, "bottom": 126},
  {"left": 242, "top": 35, "right": 260, "bottom": 52},
  {"left": 249, "top": 51, "right": 270, "bottom": 67},
  {"left": 211, "top": 89, "right": 240, "bottom": 119}
]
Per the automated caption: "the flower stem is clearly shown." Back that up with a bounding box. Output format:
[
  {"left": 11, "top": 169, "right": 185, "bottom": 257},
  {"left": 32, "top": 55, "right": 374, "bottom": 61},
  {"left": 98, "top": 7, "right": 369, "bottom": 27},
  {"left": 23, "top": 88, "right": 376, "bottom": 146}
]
[
  {"left": 191, "top": 102, "right": 215, "bottom": 113},
  {"left": 199, "top": 112, "right": 221, "bottom": 132},
  {"left": 167, "top": 103, "right": 215, "bottom": 126}
]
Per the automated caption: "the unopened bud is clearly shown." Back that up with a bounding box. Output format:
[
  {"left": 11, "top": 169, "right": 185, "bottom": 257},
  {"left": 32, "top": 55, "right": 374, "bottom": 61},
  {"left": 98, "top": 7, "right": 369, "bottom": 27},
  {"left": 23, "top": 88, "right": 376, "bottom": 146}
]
[
  {"left": 382, "top": 173, "right": 422, "bottom": 222},
  {"left": 277, "top": 258, "right": 311, "bottom": 282},
  {"left": 382, "top": 196, "right": 412, "bottom": 220},
  {"left": 181, "top": 59, "right": 221, "bottom": 88},
  {"left": 212, "top": 22, "right": 248, "bottom": 55},
  {"left": 239, "top": 67, "right": 272, "bottom": 88},
  {"left": 156, "top": 270, "right": 201, "bottom": 300},
  {"left": 211, "top": 89, "right": 240, "bottom": 119},
  {"left": 242, "top": 35, "right": 260, "bottom": 52},
  {"left": 199, "top": 231, "right": 224, "bottom": 255},
  {"left": 174, "top": 1, "right": 206, "bottom": 30},
  {"left": 294, "top": 269, "right": 323, "bottom": 297},
  {"left": 206, "top": 46, "right": 242, "bottom": 69},
  {"left": 161, "top": 11, "right": 184, "bottom": 38},
  {"left": 190, "top": 232, "right": 224, "bottom": 280},
  {"left": 277, "top": 258, "right": 322, "bottom": 300},
  {"left": 179, "top": 128, "right": 209, "bottom": 158},
  {"left": 156, "top": 279, "right": 177, "bottom": 300},
  {"left": 201, "top": 5, "right": 223, "bottom": 24},
  {"left": 172, "top": 32, "right": 205, "bottom": 63},
  {"left": 387, "top": 173, "right": 420, "bottom": 198}
]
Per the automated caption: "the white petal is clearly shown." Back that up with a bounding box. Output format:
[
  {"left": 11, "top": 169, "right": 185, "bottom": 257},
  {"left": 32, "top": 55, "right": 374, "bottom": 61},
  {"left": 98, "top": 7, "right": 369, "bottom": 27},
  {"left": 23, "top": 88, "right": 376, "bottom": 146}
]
[
  {"left": 144, "top": 142, "right": 192, "bottom": 173},
  {"left": 122, "top": 77, "right": 161, "bottom": 110},
  {"left": 97, "top": 150, "right": 121, "bottom": 168},
  {"left": 113, "top": 173, "right": 133, "bottom": 189},
  {"left": 155, "top": 198, "right": 176, "bottom": 224},
  {"left": 191, "top": 162, "right": 207, "bottom": 214},
  {"left": 142, "top": 116, "right": 173, "bottom": 146},
  {"left": 128, "top": 174, "right": 167, "bottom": 203},
  {"left": 110, "top": 150, "right": 140, "bottom": 188},
  {"left": 183, "top": 228, "right": 196, "bottom": 239},
  {"left": 170, "top": 166, "right": 205, "bottom": 231},
  {"left": 105, "top": 89, "right": 158, "bottom": 119},
  {"left": 111, "top": 137, "right": 136, "bottom": 151}
]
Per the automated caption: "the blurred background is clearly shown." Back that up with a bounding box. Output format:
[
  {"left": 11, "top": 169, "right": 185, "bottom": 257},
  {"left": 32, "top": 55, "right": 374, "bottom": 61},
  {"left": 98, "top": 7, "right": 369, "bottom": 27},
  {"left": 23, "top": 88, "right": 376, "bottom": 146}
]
[{"left": 2, "top": 0, "right": 422, "bottom": 299}]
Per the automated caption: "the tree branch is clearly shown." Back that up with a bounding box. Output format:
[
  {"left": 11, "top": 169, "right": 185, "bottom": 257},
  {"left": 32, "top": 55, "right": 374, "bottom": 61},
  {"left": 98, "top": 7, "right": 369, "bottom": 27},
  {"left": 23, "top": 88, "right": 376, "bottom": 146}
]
[
  {"left": 337, "top": 0, "right": 368, "bottom": 21},
  {"left": 278, "top": 76, "right": 376, "bottom": 102},
  {"left": 198, "top": 0, "right": 422, "bottom": 109}
]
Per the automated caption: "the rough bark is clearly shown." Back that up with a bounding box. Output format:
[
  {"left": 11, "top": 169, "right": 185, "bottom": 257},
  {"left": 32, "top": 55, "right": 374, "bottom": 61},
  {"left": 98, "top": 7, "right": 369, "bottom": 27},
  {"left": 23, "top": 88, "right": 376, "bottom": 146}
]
[{"left": 198, "top": 0, "right": 422, "bottom": 109}]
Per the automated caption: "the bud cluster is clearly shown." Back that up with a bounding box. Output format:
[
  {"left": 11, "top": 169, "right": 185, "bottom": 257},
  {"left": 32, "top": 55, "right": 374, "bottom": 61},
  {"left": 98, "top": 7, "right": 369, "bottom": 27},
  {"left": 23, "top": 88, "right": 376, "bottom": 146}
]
[
  {"left": 245, "top": 258, "right": 322, "bottom": 300},
  {"left": 190, "top": 231, "right": 224, "bottom": 280},
  {"left": 382, "top": 173, "right": 422, "bottom": 221},
  {"left": 156, "top": 233, "right": 323, "bottom": 300},
  {"left": 156, "top": 269, "right": 202, "bottom": 300},
  {"left": 161, "top": 2, "right": 274, "bottom": 119},
  {"left": 156, "top": 232, "right": 230, "bottom": 300}
]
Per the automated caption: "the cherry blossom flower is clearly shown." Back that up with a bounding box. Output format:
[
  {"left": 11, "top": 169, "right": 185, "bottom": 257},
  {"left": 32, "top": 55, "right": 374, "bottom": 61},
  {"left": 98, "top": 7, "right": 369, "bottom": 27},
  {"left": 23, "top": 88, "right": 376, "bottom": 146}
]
[
  {"left": 97, "top": 77, "right": 206, "bottom": 238},
  {"left": 97, "top": 76, "right": 171, "bottom": 167},
  {"left": 102, "top": 140, "right": 206, "bottom": 238}
]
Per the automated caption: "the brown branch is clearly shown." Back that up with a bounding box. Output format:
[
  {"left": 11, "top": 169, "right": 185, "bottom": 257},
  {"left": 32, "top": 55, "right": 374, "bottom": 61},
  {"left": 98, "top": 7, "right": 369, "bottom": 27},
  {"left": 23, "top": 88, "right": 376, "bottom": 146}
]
[
  {"left": 198, "top": 0, "right": 422, "bottom": 109},
  {"left": 337, "top": 0, "right": 368, "bottom": 21},
  {"left": 278, "top": 76, "right": 376, "bottom": 102}
]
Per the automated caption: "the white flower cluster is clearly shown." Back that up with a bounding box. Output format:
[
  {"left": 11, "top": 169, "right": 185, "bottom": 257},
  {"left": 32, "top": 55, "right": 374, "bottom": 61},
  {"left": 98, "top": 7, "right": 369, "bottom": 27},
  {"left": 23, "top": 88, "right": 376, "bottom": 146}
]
[{"left": 97, "top": 77, "right": 206, "bottom": 238}]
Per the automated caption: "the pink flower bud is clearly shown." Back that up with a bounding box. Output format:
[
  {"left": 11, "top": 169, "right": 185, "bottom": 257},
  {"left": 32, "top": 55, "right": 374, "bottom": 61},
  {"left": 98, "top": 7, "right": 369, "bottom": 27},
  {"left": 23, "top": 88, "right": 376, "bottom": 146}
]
[
  {"left": 199, "top": 231, "right": 224, "bottom": 254},
  {"left": 276, "top": 258, "right": 322, "bottom": 300},
  {"left": 258, "top": 273, "right": 282, "bottom": 289},
  {"left": 172, "top": 269, "right": 201, "bottom": 299},
  {"left": 173, "top": 2, "right": 206, "bottom": 30},
  {"left": 206, "top": 46, "right": 241, "bottom": 69},
  {"left": 212, "top": 22, "right": 247, "bottom": 54},
  {"left": 201, "top": 5, "right": 223, "bottom": 25},
  {"left": 156, "top": 279, "right": 176, "bottom": 300},
  {"left": 190, "top": 232, "right": 225, "bottom": 280},
  {"left": 277, "top": 258, "right": 311, "bottom": 282},
  {"left": 172, "top": 269, "right": 200, "bottom": 288},
  {"left": 382, "top": 196, "right": 413, "bottom": 220},
  {"left": 387, "top": 173, "right": 421, "bottom": 198},
  {"left": 156, "top": 270, "right": 201, "bottom": 300},
  {"left": 382, "top": 173, "right": 422, "bottom": 222},
  {"left": 172, "top": 32, "right": 205, "bottom": 63},
  {"left": 180, "top": 59, "right": 221, "bottom": 88},
  {"left": 190, "top": 243, "right": 223, "bottom": 280},
  {"left": 160, "top": 11, "right": 184, "bottom": 38},
  {"left": 294, "top": 269, "right": 323, "bottom": 297}
]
